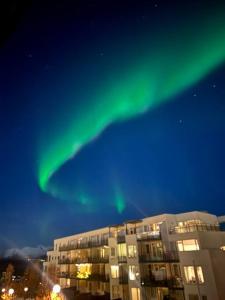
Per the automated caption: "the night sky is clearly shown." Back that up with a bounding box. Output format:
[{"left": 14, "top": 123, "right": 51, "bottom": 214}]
[{"left": 1, "top": 0, "right": 225, "bottom": 254}]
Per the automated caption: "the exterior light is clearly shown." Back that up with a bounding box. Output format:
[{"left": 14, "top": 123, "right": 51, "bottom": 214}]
[
  {"left": 24, "top": 287, "right": 28, "bottom": 292},
  {"left": 8, "top": 288, "right": 14, "bottom": 296},
  {"left": 52, "top": 284, "right": 61, "bottom": 294},
  {"left": 1, "top": 288, "right": 6, "bottom": 293}
]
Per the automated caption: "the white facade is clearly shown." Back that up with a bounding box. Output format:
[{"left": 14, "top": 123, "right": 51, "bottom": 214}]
[{"left": 44, "top": 211, "right": 225, "bottom": 300}]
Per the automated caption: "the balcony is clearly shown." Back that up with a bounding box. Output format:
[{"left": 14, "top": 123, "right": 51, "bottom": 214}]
[
  {"left": 139, "top": 251, "right": 179, "bottom": 263},
  {"left": 58, "top": 256, "right": 109, "bottom": 264},
  {"left": 118, "top": 256, "right": 127, "bottom": 263},
  {"left": 119, "top": 275, "right": 128, "bottom": 284},
  {"left": 141, "top": 276, "right": 183, "bottom": 289},
  {"left": 59, "top": 239, "right": 108, "bottom": 251},
  {"left": 137, "top": 232, "right": 161, "bottom": 241},
  {"left": 58, "top": 272, "right": 109, "bottom": 282},
  {"left": 169, "top": 223, "right": 220, "bottom": 234},
  {"left": 117, "top": 235, "right": 126, "bottom": 243}
]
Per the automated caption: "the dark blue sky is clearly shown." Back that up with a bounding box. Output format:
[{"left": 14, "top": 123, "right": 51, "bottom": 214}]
[{"left": 0, "top": 0, "right": 225, "bottom": 253}]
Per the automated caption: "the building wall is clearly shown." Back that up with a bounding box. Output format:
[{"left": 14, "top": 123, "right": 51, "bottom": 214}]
[{"left": 44, "top": 211, "right": 225, "bottom": 300}]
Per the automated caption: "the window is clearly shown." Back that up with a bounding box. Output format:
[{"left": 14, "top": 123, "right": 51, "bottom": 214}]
[
  {"left": 111, "top": 265, "right": 119, "bottom": 278},
  {"left": 117, "top": 243, "right": 127, "bottom": 257},
  {"left": 184, "top": 266, "right": 196, "bottom": 284},
  {"left": 196, "top": 266, "right": 204, "bottom": 284},
  {"left": 131, "top": 288, "right": 141, "bottom": 300},
  {"left": 110, "top": 247, "right": 116, "bottom": 257},
  {"left": 184, "top": 266, "right": 204, "bottom": 284},
  {"left": 128, "top": 245, "right": 137, "bottom": 258},
  {"left": 129, "top": 265, "right": 139, "bottom": 280},
  {"left": 177, "top": 239, "right": 199, "bottom": 251}
]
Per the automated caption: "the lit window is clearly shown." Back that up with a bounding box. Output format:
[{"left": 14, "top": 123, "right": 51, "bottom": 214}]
[
  {"left": 76, "top": 263, "right": 91, "bottom": 279},
  {"left": 128, "top": 245, "right": 137, "bottom": 258},
  {"left": 131, "top": 288, "right": 141, "bottom": 300},
  {"left": 184, "top": 266, "right": 204, "bottom": 284},
  {"left": 129, "top": 265, "right": 139, "bottom": 280},
  {"left": 111, "top": 265, "right": 119, "bottom": 278},
  {"left": 196, "top": 266, "right": 204, "bottom": 284},
  {"left": 117, "top": 243, "right": 127, "bottom": 257},
  {"left": 184, "top": 266, "right": 196, "bottom": 284},
  {"left": 177, "top": 240, "right": 199, "bottom": 251}
]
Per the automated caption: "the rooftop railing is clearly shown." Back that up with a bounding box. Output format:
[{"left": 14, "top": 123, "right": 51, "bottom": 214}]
[{"left": 169, "top": 223, "right": 220, "bottom": 234}]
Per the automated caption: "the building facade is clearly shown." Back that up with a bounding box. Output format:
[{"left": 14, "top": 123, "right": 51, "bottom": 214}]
[{"left": 44, "top": 211, "right": 225, "bottom": 300}]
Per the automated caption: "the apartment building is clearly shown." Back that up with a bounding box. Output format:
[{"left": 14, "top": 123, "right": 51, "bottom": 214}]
[{"left": 44, "top": 211, "right": 225, "bottom": 300}]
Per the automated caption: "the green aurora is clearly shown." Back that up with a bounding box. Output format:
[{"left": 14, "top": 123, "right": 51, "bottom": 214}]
[{"left": 38, "top": 6, "right": 225, "bottom": 206}]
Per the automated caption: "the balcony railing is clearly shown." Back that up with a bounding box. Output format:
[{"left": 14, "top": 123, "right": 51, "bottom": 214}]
[
  {"left": 59, "top": 239, "right": 108, "bottom": 251},
  {"left": 137, "top": 232, "right": 161, "bottom": 241},
  {"left": 58, "top": 272, "right": 109, "bottom": 282},
  {"left": 141, "top": 276, "right": 183, "bottom": 288},
  {"left": 139, "top": 251, "right": 179, "bottom": 263},
  {"left": 117, "top": 235, "right": 126, "bottom": 243},
  {"left": 118, "top": 256, "right": 127, "bottom": 263},
  {"left": 58, "top": 256, "right": 109, "bottom": 264},
  {"left": 169, "top": 223, "right": 220, "bottom": 234},
  {"left": 119, "top": 275, "right": 128, "bottom": 284}
]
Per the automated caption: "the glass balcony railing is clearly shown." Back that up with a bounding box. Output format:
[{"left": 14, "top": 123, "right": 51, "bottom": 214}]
[
  {"left": 59, "top": 239, "right": 108, "bottom": 251},
  {"left": 141, "top": 276, "right": 183, "bottom": 288},
  {"left": 169, "top": 223, "right": 220, "bottom": 234},
  {"left": 58, "top": 256, "right": 109, "bottom": 264},
  {"left": 137, "top": 231, "right": 161, "bottom": 241},
  {"left": 118, "top": 256, "right": 127, "bottom": 263},
  {"left": 58, "top": 272, "right": 109, "bottom": 282},
  {"left": 119, "top": 274, "right": 128, "bottom": 284},
  {"left": 117, "top": 235, "right": 126, "bottom": 243},
  {"left": 139, "top": 251, "right": 179, "bottom": 263}
]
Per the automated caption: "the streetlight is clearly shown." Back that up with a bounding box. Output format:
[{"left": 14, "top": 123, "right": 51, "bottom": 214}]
[
  {"left": 8, "top": 288, "right": 14, "bottom": 297},
  {"left": 23, "top": 287, "right": 28, "bottom": 300},
  {"left": 1, "top": 288, "right": 6, "bottom": 293},
  {"left": 52, "top": 284, "right": 61, "bottom": 294},
  {"left": 51, "top": 284, "right": 61, "bottom": 300}
]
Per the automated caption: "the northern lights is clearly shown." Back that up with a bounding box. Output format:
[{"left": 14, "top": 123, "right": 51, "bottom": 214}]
[
  {"left": 1, "top": 0, "right": 225, "bottom": 252},
  {"left": 38, "top": 4, "right": 225, "bottom": 204}
]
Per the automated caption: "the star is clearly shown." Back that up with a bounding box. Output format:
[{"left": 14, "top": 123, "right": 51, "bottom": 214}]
[
  {"left": 212, "top": 84, "right": 216, "bottom": 88},
  {"left": 27, "top": 53, "right": 33, "bottom": 58}
]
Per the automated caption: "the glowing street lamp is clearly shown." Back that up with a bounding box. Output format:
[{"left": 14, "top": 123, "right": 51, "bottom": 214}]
[
  {"left": 24, "top": 287, "right": 28, "bottom": 293},
  {"left": 50, "top": 284, "right": 61, "bottom": 300},
  {"left": 1, "top": 288, "right": 6, "bottom": 293},
  {"left": 52, "top": 285, "right": 61, "bottom": 294},
  {"left": 8, "top": 289, "right": 14, "bottom": 296}
]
